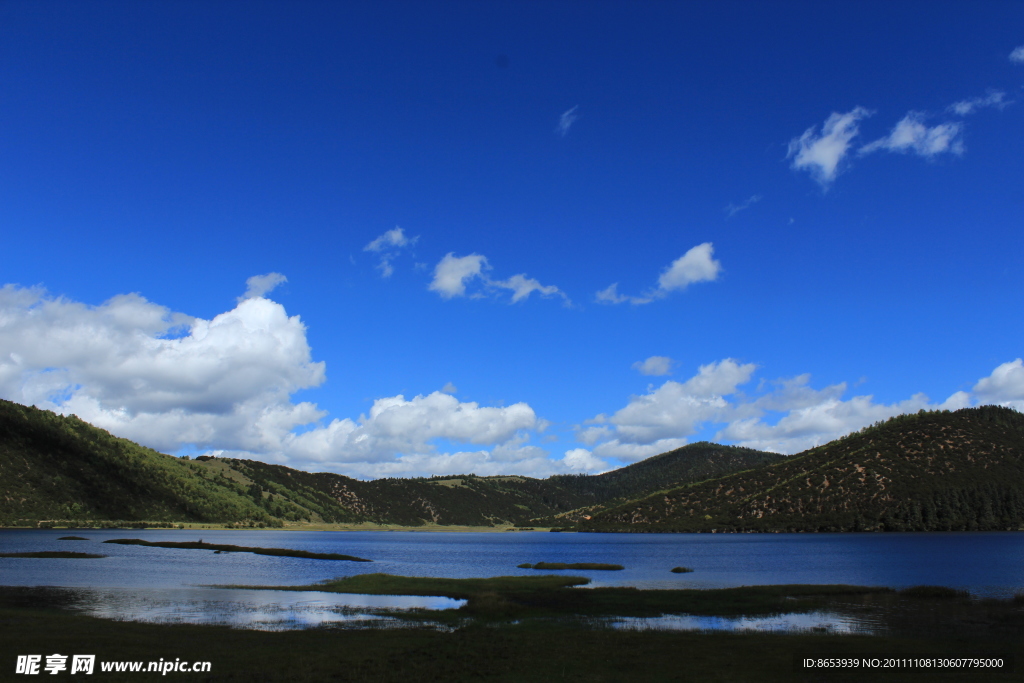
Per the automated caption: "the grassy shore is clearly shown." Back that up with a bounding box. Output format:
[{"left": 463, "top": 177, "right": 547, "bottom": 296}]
[
  {"left": 2, "top": 522, "right": 551, "bottom": 532},
  {"left": 1, "top": 598, "right": 1020, "bottom": 682}
]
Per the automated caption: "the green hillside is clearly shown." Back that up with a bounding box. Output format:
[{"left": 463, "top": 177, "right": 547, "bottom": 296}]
[
  {"left": 536, "top": 442, "right": 784, "bottom": 524},
  {"left": 0, "top": 398, "right": 775, "bottom": 528},
  {"left": 0, "top": 400, "right": 279, "bottom": 526},
  {"left": 576, "top": 405, "right": 1024, "bottom": 533}
]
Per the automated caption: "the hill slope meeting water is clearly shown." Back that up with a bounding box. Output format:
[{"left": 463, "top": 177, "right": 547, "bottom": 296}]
[
  {"left": 1, "top": 397, "right": 1022, "bottom": 533},
  {"left": 0, "top": 398, "right": 778, "bottom": 528},
  {"left": 576, "top": 404, "right": 1024, "bottom": 533}
]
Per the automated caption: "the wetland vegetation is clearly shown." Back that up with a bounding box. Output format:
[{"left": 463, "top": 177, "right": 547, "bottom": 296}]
[
  {"left": 516, "top": 562, "right": 624, "bottom": 570},
  {"left": 102, "top": 538, "right": 371, "bottom": 561},
  {"left": 2, "top": 582, "right": 1022, "bottom": 682}
]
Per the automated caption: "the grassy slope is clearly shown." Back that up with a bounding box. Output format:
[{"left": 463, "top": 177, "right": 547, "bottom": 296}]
[
  {"left": 578, "top": 405, "right": 1024, "bottom": 532},
  {"left": 1, "top": 397, "right": 778, "bottom": 528},
  {"left": 0, "top": 400, "right": 276, "bottom": 525}
]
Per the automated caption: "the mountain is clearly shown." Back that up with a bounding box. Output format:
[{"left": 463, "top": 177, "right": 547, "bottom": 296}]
[
  {"left": 0, "top": 398, "right": 775, "bottom": 527},
  {"left": 576, "top": 405, "right": 1024, "bottom": 533},
  {"left": 6, "top": 397, "right": 1020, "bottom": 532}
]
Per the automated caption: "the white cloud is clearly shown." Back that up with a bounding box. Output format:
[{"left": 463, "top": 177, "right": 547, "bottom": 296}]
[
  {"left": 240, "top": 272, "right": 287, "bottom": 301},
  {"left": 657, "top": 243, "right": 722, "bottom": 292},
  {"left": 492, "top": 274, "right": 568, "bottom": 304},
  {"left": 1010, "top": 46, "right": 1024, "bottom": 63},
  {"left": 0, "top": 282, "right": 325, "bottom": 454},
  {"left": 973, "top": 359, "right": 1024, "bottom": 410},
  {"left": 428, "top": 253, "right": 567, "bottom": 304},
  {"left": 365, "top": 227, "right": 414, "bottom": 252},
  {"left": 632, "top": 356, "right": 674, "bottom": 376},
  {"left": 0, "top": 281, "right": 578, "bottom": 480},
  {"left": 561, "top": 447, "right": 610, "bottom": 473},
  {"left": 788, "top": 107, "right": 872, "bottom": 187},
  {"left": 576, "top": 358, "right": 1013, "bottom": 462},
  {"left": 860, "top": 112, "right": 963, "bottom": 158},
  {"left": 581, "top": 359, "right": 755, "bottom": 452},
  {"left": 428, "top": 253, "right": 489, "bottom": 298},
  {"left": 441, "top": 382, "right": 457, "bottom": 394},
  {"left": 594, "top": 283, "right": 652, "bottom": 306},
  {"left": 948, "top": 90, "right": 1008, "bottom": 116},
  {"left": 364, "top": 227, "right": 418, "bottom": 278},
  {"left": 725, "top": 194, "right": 762, "bottom": 218},
  {"left": 557, "top": 105, "right": 579, "bottom": 137},
  {"left": 597, "top": 243, "right": 721, "bottom": 306}
]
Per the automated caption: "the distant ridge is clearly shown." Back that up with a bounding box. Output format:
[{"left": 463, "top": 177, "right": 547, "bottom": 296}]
[
  {"left": 0, "top": 398, "right": 776, "bottom": 528},
  {"left": 3, "top": 397, "right": 1021, "bottom": 532},
  {"left": 576, "top": 405, "right": 1024, "bottom": 533}
]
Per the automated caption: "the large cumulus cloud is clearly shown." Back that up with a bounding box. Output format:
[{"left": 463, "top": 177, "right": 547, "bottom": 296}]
[{"left": 0, "top": 280, "right": 556, "bottom": 478}]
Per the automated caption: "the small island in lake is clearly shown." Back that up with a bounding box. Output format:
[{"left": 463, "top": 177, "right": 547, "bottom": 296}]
[{"left": 102, "top": 538, "right": 371, "bottom": 562}]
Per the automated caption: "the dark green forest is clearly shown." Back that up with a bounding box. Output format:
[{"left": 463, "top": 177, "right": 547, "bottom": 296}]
[{"left": 577, "top": 405, "right": 1024, "bottom": 533}]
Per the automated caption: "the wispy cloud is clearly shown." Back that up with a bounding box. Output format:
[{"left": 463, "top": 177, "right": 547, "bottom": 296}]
[
  {"left": 859, "top": 112, "right": 963, "bottom": 158},
  {"left": 787, "top": 107, "right": 873, "bottom": 188},
  {"left": 556, "top": 105, "right": 579, "bottom": 137},
  {"left": 492, "top": 274, "right": 567, "bottom": 304},
  {"left": 725, "top": 194, "right": 762, "bottom": 218},
  {"left": 595, "top": 284, "right": 652, "bottom": 306},
  {"left": 632, "top": 356, "right": 674, "bottom": 376},
  {"left": 364, "top": 227, "right": 418, "bottom": 277},
  {"left": 428, "top": 253, "right": 568, "bottom": 304},
  {"left": 428, "top": 253, "right": 489, "bottom": 299},
  {"left": 597, "top": 243, "right": 721, "bottom": 305},
  {"left": 239, "top": 272, "right": 287, "bottom": 301},
  {"left": 948, "top": 90, "right": 1008, "bottom": 116},
  {"left": 1010, "top": 46, "right": 1024, "bottom": 63}
]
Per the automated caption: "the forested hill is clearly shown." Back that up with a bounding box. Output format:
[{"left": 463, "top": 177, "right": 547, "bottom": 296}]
[
  {"left": 576, "top": 405, "right": 1024, "bottom": 533},
  {"left": 0, "top": 398, "right": 775, "bottom": 528},
  {"left": 5, "top": 397, "right": 1022, "bottom": 532}
]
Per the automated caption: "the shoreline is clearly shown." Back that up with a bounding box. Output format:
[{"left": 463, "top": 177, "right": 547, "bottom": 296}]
[{"left": 0, "top": 522, "right": 551, "bottom": 533}]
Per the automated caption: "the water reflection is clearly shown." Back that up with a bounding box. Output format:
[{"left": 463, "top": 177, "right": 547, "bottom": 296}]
[
  {"left": 67, "top": 588, "right": 464, "bottom": 631},
  {"left": 609, "top": 611, "right": 882, "bottom": 634}
]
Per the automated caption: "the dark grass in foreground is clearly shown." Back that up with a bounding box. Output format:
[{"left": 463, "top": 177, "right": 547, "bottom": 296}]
[
  {"left": 0, "top": 551, "right": 106, "bottom": 558},
  {"left": 0, "top": 599, "right": 1020, "bottom": 683},
  {"left": 102, "top": 538, "right": 371, "bottom": 561},
  {"left": 517, "top": 562, "right": 624, "bottom": 570}
]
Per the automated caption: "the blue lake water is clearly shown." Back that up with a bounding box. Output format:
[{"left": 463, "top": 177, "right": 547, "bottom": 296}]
[{"left": 3, "top": 529, "right": 1022, "bottom": 630}]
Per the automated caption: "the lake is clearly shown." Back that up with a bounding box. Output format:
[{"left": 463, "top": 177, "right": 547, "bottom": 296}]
[{"left": 2, "top": 529, "right": 1022, "bottom": 630}]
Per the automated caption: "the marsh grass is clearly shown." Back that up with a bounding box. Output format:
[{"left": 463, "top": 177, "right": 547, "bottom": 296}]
[
  {"left": 102, "top": 538, "right": 370, "bottom": 561},
  {"left": 57, "top": 535, "right": 89, "bottom": 540},
  {"left": 670, "top": 566, "right": 694, "bottom": 573},
  {"left": 234, "top": 574, "right": 896, "bottom": 623},
  {"left": 0, "top": 551, "right": 105, "bottom": 558},
  {"left": 2, "top": 597, "right": 1021, "bottom": 683},
  {"left": 517, "top": 562, "right": 624, "bottom": 570}
]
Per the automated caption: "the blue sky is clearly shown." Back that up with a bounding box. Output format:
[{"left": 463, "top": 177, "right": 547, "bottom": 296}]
[{"left": 1, "top": 0, "right": 1022, "bottom": 478}]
